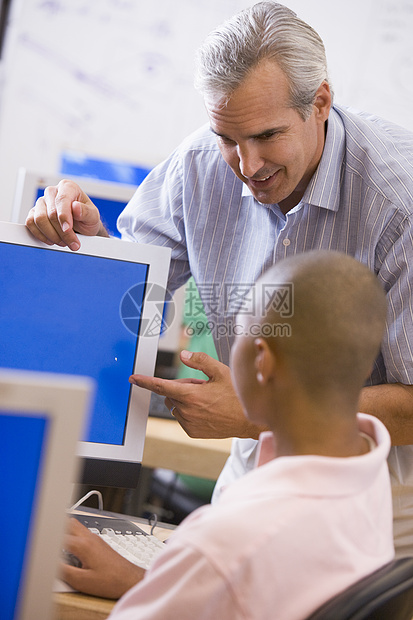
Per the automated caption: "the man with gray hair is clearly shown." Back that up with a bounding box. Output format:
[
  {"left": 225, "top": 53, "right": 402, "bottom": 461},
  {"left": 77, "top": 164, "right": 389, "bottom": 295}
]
[{"left": 28, "top": 1, "right": 413, "bottom": 563}]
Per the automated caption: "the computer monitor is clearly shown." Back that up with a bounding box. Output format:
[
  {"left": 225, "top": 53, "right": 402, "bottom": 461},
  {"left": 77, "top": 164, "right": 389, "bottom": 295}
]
[
  {"left": 12, "top": 168, "right": 185, "bottom": 365},
  {"left": 0, "top": 221, "right": 171, "bottom": 488},
  {"left": 0, "top": 368, "right": 93, "bottom": 620},
  {"left": 12, "top": 167, "right": 135, "bottom": 238}
]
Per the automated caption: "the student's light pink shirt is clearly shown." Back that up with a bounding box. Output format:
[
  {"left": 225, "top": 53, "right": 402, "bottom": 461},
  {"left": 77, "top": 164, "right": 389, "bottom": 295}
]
[{"left": 110, "top": 414, "right": 394, "bottom": 620}]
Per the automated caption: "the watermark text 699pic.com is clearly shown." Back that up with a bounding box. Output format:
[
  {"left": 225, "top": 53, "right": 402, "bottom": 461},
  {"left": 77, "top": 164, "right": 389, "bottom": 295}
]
[{"left": 183, "top": 280, "right": 294, "bottom": 339}]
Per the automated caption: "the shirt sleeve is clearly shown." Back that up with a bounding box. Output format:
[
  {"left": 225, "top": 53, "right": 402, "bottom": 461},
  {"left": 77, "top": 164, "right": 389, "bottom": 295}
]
[
  {"left": 375, "top": 216, "right": 413, "bottom": 385},
  {"left": 117, "top": 149, "right": 192, "bottom": 293},
  {"left": 109, "top": 539, "right": 243, "bottom": 620}
]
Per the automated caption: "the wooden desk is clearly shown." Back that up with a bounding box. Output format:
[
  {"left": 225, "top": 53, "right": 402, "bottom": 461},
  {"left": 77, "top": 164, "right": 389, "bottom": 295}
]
[
  {"left": 142, "top": 416, "right": 233, "bottom": 480},
  {"left": 54, "top": 518, "right": 175, "bottom": 620},
  {"left": 54, "top": 592, "right": 115, "bottom": 620}
]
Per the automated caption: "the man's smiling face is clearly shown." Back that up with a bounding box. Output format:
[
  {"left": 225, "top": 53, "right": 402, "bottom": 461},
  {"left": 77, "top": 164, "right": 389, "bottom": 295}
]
[{"left": 206, "top": 60, "right": 331, "bottom": 212}]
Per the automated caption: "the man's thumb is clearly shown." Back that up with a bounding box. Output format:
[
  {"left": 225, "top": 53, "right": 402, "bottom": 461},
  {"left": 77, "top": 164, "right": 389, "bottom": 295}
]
[{"left": 179, "top": 350, "right": 221, "bottom": 380}]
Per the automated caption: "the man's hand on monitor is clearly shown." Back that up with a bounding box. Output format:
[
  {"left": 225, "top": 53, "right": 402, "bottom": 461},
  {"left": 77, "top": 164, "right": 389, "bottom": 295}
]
[
  {"left": 25, "top": 179, "right": 108, "bottom": 251},
  {"left": 60, "top": 518, "right": 145, "bottom": 599},
  {"left": 130, "top": 351, "right": 267, "bottom": 440}
]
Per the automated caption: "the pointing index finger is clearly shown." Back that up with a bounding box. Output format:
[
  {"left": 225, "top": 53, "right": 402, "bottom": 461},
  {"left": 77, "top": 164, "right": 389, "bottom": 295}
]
[{"left": 129, "top": 374, "right": 192, "bottom": 400}]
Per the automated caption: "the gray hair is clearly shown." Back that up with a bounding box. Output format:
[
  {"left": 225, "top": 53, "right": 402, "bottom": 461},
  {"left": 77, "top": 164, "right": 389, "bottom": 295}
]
[{"left": 194, "top": 1, "right": 333, "bottom": 120}]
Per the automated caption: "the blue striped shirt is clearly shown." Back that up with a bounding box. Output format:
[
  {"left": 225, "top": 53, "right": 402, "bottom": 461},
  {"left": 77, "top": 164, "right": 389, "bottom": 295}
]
[
  {"left": 119, "top": 104, "right": 413, "bottom": 387},
  {"left": 118, "top": 105, "right": 413, "bottom": 551}
]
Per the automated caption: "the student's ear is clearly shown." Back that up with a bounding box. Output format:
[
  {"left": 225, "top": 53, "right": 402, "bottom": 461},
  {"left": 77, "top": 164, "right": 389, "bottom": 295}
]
[
  {"left": 313, "top": 80, "right": 331, "bottom": 123},
  {"left": 254, "top": 338, "right": 276, "bottom": 385}
]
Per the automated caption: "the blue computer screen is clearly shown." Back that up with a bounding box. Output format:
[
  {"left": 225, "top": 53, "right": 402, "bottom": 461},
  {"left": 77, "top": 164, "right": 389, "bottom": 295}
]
[
  {"left": 1, "top": 413, "right": 49, "bottom": 620},
  {"left": 0, "top": 242, "right": 148, "bottom": 445}
]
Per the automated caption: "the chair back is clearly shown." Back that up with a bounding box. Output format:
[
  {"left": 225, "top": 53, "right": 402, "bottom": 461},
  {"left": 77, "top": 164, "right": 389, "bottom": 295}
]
[{"left": 306, "top": 557, "right": 413, "bottom": 620}]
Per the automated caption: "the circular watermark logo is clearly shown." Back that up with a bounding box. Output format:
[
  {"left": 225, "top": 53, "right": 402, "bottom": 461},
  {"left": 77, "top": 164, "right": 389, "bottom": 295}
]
[{"left": 120, "top": 282, "right": 175, "bottom": 337}]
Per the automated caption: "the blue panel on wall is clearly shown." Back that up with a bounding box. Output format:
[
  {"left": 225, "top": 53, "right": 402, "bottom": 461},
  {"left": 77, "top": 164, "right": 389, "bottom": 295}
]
[{"left": 60, "top": 152, "right": 151, "bottom": 187}]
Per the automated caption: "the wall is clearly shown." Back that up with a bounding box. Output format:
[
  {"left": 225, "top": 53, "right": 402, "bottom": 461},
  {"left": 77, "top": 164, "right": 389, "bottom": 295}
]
[{"left": 0, "top": 0, "right": 412, "bottom": 221}]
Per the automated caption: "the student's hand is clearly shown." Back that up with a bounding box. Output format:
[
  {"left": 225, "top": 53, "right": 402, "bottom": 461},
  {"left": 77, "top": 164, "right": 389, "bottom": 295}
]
[
  {"left": 25, "top": 179, "right": 108, "bottom": 251},
  {"left": 60, "top": 518, "right": 145, "bottom": 599},
  {"left": 130, "top": 350, "right": 267, "bottom": 440}
]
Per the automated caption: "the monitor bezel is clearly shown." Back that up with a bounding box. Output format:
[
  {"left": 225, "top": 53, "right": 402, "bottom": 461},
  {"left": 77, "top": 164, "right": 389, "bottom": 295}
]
[{"left": 0, "top": 221, "right": 171, "bottom": 487}]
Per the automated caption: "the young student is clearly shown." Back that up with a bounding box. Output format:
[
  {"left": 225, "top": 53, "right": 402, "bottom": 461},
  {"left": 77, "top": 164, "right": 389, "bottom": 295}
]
[
  {"left": 63, "top": 250, "right": 394, "bottom": 619},
  {"left": 27, "top": 2, "right": 413, "bottom": 558}
]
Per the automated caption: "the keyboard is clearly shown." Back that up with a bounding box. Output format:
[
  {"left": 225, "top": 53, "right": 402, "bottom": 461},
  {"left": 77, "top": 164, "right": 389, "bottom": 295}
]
[
  {"left": 72, "top": 514, "right": 166, "bottom": 570},
  {"left": 149, "top": 391, "right": 175, "bottom": 419}
]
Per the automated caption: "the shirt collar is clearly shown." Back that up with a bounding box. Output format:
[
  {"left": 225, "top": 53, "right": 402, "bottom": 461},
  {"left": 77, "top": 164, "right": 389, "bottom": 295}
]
[
  {"left": 241, "top": 106, "right": 345, "bottom": 213},
  {"left": 255, "top": 413, "right": 389, "bottom": 468},
  {"left": 302, "top": 106, "right": 345, "bottom": 212},
  {"left": 221, "top": 414, "right": 391, "bottom": 501},
  {"left": 248, "top": 414, "right": 391, "bottom": 497}
]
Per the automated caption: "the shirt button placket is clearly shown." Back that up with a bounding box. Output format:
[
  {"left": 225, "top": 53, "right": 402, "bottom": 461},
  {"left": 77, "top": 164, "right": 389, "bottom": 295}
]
[{"left": 282, "top": 238, "right": 291, "bottom": 256}]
